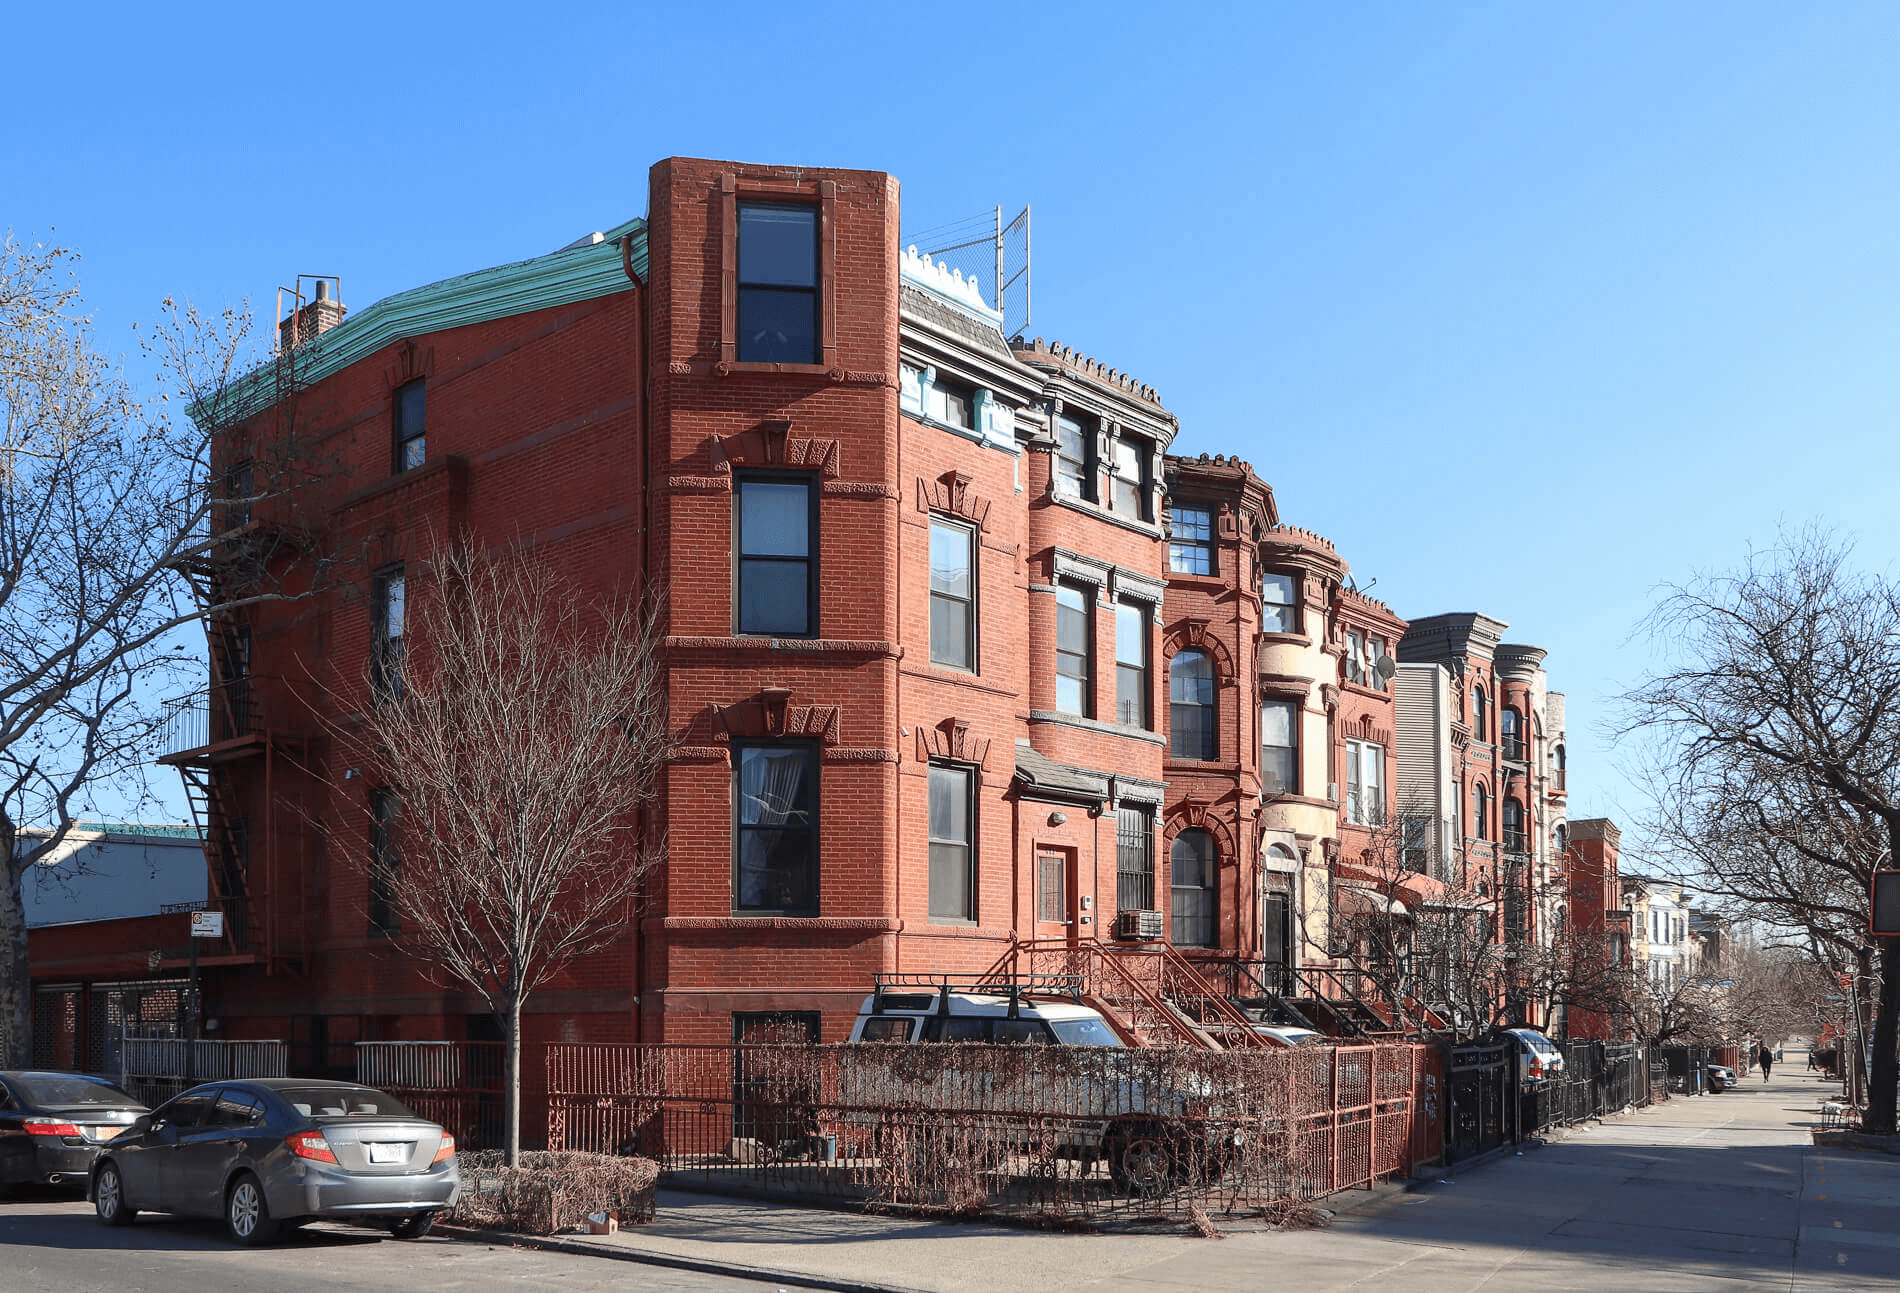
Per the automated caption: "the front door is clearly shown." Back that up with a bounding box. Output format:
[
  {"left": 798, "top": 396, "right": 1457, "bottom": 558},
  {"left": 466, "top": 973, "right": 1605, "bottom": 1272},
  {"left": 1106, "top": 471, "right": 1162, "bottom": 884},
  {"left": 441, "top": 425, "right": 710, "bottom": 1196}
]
[
  {"left": 1035, "top": 851, "right": 1078, "bottom": 945},
  {"left": 1262, "top": 891, "right": 1291, "bottom": 995}
]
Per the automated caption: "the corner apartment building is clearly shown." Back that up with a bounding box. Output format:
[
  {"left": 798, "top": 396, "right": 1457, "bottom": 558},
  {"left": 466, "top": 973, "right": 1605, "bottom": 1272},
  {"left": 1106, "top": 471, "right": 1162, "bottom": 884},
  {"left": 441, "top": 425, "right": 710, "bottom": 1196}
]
[{"left": 77, "top": 154, "right": 1431, "bottom": 1067}]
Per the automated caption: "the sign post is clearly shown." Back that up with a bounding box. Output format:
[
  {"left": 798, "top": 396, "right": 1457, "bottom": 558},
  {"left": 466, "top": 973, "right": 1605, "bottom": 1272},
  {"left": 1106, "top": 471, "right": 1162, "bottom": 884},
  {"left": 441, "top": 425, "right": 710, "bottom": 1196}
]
[{"left": 186, "top": 910, "right": 224, "bottom": 1041}]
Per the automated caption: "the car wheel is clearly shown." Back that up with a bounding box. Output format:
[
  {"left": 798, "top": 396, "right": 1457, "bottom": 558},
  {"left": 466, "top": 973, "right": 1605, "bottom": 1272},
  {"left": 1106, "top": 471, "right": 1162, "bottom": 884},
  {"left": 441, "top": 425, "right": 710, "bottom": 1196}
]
[
  {"left": 389, "top": 1210, "right": 438, "bottom": 1240},
  {"left": 1103, "top": 1123, "right": 1176, "bottom": 1197},
  {"left": 94, "top": 1162, "right": 136, "bottom": 1227},
  {"left": 225, "top": 1172, "right": 280, "bottom": 1246}
]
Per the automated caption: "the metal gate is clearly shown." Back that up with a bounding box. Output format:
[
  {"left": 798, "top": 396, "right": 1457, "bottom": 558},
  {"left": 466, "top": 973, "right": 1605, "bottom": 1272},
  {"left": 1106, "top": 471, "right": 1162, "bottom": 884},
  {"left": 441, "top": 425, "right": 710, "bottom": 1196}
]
[{"left": 1445, "top": 1040, "right": 1510, "bottom": 1162}]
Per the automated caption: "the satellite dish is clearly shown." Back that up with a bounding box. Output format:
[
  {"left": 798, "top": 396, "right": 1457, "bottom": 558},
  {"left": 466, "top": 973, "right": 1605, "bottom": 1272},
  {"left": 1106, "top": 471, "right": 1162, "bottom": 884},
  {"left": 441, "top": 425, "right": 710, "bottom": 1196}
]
[{"left": 1373, "top": 654, "right": 1398, "bottom": 683}]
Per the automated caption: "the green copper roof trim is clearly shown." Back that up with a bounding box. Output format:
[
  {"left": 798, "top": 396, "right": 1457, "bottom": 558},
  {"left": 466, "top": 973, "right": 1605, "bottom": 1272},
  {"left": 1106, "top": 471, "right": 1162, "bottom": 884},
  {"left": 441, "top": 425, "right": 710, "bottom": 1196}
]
[{"left": 194, "top": 218, "right": 647, "bottom": 425}]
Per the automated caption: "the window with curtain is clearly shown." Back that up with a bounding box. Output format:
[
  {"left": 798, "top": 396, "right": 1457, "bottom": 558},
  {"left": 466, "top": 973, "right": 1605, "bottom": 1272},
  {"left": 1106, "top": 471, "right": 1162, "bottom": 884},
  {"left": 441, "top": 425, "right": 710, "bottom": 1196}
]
[
  {"left": 1115, "top": 601, "right": 1148, "bottom": 728},
  {"left": 927, "top": 764, "right": 974, "bottom": 922},
  {"left": 1169, "top": 649, "right": 1216, "bottom": 760},
  {"left": 1262, "top": 572, "right": 1299, "bottom": 632},
  {"left": 1054, "top": 412, "right": 1096, "bottom": 501},
  {"left": 736, "top": 476, "right": 815, "bottom": 636},
  {"left": 1108, "top": 433, "right": 1151, "bottom": 520},
  {"left": 1346, "top": 630, "right": 1368, "bottom": 686},
  {"left": 1168, "top": 505, "right": 1213, "bottom": 574},
  {"left": 1116, "top": 806, "right": 1154, "bottom": 912},
  {"left": 928, "top": 519, "right": 975, "bottom": 669},
  {"left": 1346, "top": 739, "right": 1385, "bottom": 826},
  {"left": 1261, "top": 699, "right": 1298, "bottom": 795},
  {"left": 1055, "top": 583, "right": 1091, "bottom": 716},
  {"left": 734, "top": 744, "right": 819, "bottom": 915},
  {"left": 393, "top": 379, "right": 426, "bottom": 472},
  {"left": 1170, "top": 829, "right": 1216, "bottom": 947},
  {"left": 1502, "top": 707, "right": 1525, "bottom": 761}
]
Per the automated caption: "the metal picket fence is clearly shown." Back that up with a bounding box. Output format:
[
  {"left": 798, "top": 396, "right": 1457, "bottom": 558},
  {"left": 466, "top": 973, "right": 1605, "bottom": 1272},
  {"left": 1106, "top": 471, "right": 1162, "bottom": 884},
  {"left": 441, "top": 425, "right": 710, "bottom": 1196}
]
[
  {"left": 118, "top": 1035, "right": 288, "bottom": 1106},
  {"left": 545, "top": 1041, "right": 1440, "bottom": 1222},
  {"left": 356, "top": 1041, "right": 508, "bottom": 1149}
]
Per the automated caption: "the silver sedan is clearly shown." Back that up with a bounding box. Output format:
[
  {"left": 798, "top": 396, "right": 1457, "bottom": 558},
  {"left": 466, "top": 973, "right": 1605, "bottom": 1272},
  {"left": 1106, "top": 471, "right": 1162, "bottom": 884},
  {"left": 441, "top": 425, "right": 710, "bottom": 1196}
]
[{"left": 89, "top": 1078, "right": 459, "bottom": 1245}]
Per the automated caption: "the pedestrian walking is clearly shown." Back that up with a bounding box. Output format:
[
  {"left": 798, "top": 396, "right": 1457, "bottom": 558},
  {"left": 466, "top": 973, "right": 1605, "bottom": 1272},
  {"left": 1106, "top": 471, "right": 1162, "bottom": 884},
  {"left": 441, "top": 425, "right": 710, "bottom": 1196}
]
[
  {"left": 1808, "top": 1050, "right": 1818, "bottom": 1072},
  {"left": 1760, "top": 1049, "right": 1774, "bottom": 1081}
]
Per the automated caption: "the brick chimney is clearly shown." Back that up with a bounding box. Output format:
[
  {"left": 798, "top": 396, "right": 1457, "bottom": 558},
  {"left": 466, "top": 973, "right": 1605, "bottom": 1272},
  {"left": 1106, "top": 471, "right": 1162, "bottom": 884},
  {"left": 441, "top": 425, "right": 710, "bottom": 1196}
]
[{"left": 278, "top": 278, "right": 346, "bottom": 351}]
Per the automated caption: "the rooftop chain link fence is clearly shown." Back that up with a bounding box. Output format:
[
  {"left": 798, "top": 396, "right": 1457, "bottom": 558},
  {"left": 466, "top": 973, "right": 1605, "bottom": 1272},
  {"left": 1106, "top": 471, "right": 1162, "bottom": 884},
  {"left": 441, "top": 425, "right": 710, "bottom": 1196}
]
[{"left": 547, "top": 1041, "right": 1440, "bottom": 1226}]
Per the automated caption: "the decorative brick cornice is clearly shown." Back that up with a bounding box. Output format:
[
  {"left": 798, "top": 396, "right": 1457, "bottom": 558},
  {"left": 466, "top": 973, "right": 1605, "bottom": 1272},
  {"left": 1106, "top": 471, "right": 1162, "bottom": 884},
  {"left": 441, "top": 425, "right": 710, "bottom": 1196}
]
[
  {"left": 915, "top": 715, "right": 991, "bottom": 767},
  {"left": 1010, "top": 336, "right": 1162, "bottom": 405},
  {"left": 665, "top": 637, "right": 900, "bottom": 659},
  {"left": 657, "top": 916, "right": 902, "bottom": 932},
  {"left": 916, "top": 470, "right": 992, "bottom": 532},
  {"left": 384, "top": 340, "right": 434, "bottom": 390},
  {"left": 710, "top": 688, "right": 840, "bottom": 744},
  {"left": 709, "top": 418, "right": 841, "bottom": 478},
  {"left": 668, "top": 746, "right": 730, "bottom": 764},
  {"left": 822, "top": 481, "right": 899, "bottom": 499},
  {"left": 825, "top": 747, "right": 898, "bottom": 763}
]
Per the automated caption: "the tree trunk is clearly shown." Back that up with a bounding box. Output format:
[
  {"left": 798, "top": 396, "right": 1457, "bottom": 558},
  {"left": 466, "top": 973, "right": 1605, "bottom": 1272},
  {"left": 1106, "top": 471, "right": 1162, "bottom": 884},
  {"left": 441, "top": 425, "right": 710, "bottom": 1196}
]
[
  {"left": 504, "top": 995, "right": 522, "bottom": 1168},
  {"left": 1867, "top": 936, "right": 1900, "bottom": 1134},
  {"left": 0, "top": 861, "right": 29, "bottom": 1069}
]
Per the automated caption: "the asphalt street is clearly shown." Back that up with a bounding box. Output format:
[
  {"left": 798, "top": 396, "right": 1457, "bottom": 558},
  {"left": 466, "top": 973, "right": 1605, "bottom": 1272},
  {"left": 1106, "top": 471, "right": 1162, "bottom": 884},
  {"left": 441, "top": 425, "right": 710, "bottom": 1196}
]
[{"left": 1, "top": 1057, "right": 1888, "bottom": 1292}]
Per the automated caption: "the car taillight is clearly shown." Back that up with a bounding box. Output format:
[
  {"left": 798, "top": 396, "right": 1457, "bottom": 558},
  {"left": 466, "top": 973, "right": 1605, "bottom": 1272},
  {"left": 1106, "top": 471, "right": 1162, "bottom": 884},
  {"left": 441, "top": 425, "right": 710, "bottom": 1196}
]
[
  {"left": 287, "top": 1130, "right": 338, "bottom": 1163},
  {"left": 432, "top": 1133, "right": 456, "bottom": 1164},
  {"left": 23, "top": 1120, "right": 79, "bottom": 1137}
]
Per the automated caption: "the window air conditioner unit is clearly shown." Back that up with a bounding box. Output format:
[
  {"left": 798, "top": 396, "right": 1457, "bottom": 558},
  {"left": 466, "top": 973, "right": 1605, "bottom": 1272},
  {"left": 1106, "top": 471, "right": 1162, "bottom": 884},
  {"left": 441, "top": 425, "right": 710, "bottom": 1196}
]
[{"left": 1116, "top": 909, "right": 1165, "bottom": 942}]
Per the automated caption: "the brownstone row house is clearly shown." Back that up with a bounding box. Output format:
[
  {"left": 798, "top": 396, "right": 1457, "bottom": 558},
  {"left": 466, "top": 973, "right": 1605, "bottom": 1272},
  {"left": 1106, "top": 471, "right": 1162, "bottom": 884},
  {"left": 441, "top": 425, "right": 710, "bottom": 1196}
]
[{"left": 26, "top": 155, "right": 1617, "bottom": 1078}]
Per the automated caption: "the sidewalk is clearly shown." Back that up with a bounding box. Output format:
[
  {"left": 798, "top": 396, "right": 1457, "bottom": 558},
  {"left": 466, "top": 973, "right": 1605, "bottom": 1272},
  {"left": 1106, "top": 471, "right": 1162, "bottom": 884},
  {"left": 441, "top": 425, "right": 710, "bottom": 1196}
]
[{"left": 489, "top": 1058, "right": 1898, "bottom": 1292}]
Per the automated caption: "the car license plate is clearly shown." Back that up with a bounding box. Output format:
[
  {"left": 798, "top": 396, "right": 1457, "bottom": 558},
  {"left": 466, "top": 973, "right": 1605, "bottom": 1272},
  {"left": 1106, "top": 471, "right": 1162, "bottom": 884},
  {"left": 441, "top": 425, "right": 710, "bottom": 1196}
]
[
  {"left": 89, "top": 1127, "right": 122, "bottom": 1141},
  {"left": 368, "top": 1142, "right": 408, "bottom": 1164}
]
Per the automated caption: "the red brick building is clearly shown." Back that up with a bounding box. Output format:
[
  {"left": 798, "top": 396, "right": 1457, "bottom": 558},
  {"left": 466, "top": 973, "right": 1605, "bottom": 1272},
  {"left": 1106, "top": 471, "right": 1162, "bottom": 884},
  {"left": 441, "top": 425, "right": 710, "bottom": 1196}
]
[{"left": 40, "top": 156, "right": 1434, "bottom": 1075}]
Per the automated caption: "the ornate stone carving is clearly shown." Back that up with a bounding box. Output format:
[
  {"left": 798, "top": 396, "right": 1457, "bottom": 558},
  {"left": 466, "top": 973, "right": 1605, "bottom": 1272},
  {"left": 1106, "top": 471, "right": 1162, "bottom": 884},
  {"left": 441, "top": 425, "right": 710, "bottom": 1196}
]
[
  {"left": 709, "top": 418, "right": 842, "bottom": 478},
  {"left": 915, "top": 715, "right": 991, "bottom": 767},
  {"left": 915, "top": 470, "right": 991, "bottom": 531},
  {"left": 710, "top": 688, "right": 840, "bottom": 745}
]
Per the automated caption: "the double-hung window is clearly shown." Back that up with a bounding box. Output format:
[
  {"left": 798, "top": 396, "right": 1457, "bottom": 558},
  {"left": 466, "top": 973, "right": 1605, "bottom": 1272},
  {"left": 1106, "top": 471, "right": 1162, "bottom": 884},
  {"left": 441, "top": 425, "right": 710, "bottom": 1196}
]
[
  {"left": 225, "top": 460, "right": 255, "bottom": 529},
  {"left": 1368, "top": 636, "right": 1388, "bottom": 691},
  {"left": 1170, "top": 829, "right": 1216, "bottom": 947},
  {"left": 1471, "top": 685, "right": 1488, "bottom": 741},
  {"left": 928, "top": 519, "right": 975, "bottom": 670},
  {"left": 1169, "top": 649, "right": 1216, "bottom": 760},
  {"left": 1114, "top": 601, "right": 1149, "bottom": 728},
  {"left": 1346, "top": 738, "right": 1385, "bottom": 826},
  {"left": 1502, "top": 798, "right": 1526, "bottom": 853},
  {"left": 736, "top": 475, "right": 816, "bottom": 636},
  {"left": 1108, "top": 433, "right": 1151, "bottom": 520},
  {"left": 394, "top": 379, "right": 425, "bottom": 472},
  {"left": 1346, "top": 630, "right": 1368, "bottom": 686},
  {"left": 369, "top": 787, "right": 400, "bottom": 935},
  {"left": 372, "top": 567, "right": 406, "bottom": 704},
  {"left": 1502, "top": 708, "right": 1525, "bottom": 761},
  {"left": 1168, "top": 504, "right": 1213, "bottom": 574},
  {"left": 926, "top": 376, "right": 973, "bottom": 430},
  {"left": 734, "top": 743, "right": 819, "bottom": 915},
  {"left": 1262, "top": 572, "right": 1299, "bottom": 633},
  {"left": 1054, "top": 412, "right": 1096, "bottom": 502},
  {"left": 1116, "top": 806, "right": 1154, "bottom": 912},
  {"left": 1472, "top": 783, "right": 1489, "bottom": 840},
  {"left": 1055, "top": 583, "right": 1092, "bottom": 717},
  {"left": 736, "top": 203, "right": 819, "bottom": 364},
  {"left": 927, "top": 764, "right": 975, "bottom": 922},
  {"left": 1261, "top": 699, "right": 1298, "bottom": 796}
]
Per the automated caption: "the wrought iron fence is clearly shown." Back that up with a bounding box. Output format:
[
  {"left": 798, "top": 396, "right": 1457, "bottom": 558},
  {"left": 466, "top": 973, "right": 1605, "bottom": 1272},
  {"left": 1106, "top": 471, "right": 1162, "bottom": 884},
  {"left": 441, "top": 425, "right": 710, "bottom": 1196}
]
[
  {"left": 119, "top": 1034, "right": 287, "bottom": 1105},
  {"left": 357, "top": 1040, "right": 508, "bottom": 1149},
  {"left": 1519, "top": 1039, "right": 1651, "bottom": 1136},
  {"left": 1445, "top": 1040, "right": 1511, "bottom": 1162},
  {"left": 546, "top": 1041, "right": 1438, "bottom": 1223}
]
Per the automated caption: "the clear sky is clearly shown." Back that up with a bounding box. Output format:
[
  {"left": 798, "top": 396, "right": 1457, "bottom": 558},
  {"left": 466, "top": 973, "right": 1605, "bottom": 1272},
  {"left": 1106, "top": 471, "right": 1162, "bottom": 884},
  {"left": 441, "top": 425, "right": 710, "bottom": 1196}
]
[{"left": 9, "top": 1, "right": 1897, "bottom": 835}]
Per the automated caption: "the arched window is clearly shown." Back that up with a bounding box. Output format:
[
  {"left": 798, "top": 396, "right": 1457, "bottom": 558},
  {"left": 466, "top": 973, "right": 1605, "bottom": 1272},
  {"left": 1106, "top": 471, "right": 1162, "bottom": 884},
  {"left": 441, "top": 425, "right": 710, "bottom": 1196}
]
[
  {"left": 1170, "top": 829, "right": 1216, "bottom": 947},
  {"left": 1502, "top": 798, "right": 1525, "bottom": 853},
  {"left": 1553, "top": 743, "right": 1566, "bottom": 790},
  {"left": 1168, "top": 649, "right": 1216, "bottom": 761},
  {"left": 1471, "top": 685, "right": 1488, "bottom": 740},
  {"left": 1553, "top": 823, "right": 1567, "bottom": 857},
  {"left": 1472, "top": 783, "right": 1489, "bottom": 840},
  {"left": 1501, "top": 707, "right": 1524, "bottom": 761}
]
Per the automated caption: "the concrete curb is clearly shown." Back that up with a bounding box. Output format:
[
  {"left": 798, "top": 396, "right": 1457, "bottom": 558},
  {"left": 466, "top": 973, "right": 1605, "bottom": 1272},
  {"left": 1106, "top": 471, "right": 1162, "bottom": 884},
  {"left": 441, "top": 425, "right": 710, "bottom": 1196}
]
[{"left": 435, "top": 1222, "right": 927, "bottom": 1293}]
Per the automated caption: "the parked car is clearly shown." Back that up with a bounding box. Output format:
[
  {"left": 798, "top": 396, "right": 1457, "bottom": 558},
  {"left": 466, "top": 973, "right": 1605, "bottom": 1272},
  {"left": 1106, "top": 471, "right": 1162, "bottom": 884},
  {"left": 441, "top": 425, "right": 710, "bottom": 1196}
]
[
  {"left": 1501, "top": 1028, "right": 1567, "bottom": 1083},
  {"left": 90, "top": 1078, "right": 459, "bottom": 1244},
  {"left": 1704, "top": 1062, "right": 1737, "bottom": 1092},
  {"left": 1249, "top": 1024, "right": 1327, "bottom": 1047},
  {"left": 841, "top": 978, "right": 1240, "bottom": 1195},
  {"left": 0, "top": 1071, "right": 148, "bottom": 1190}
]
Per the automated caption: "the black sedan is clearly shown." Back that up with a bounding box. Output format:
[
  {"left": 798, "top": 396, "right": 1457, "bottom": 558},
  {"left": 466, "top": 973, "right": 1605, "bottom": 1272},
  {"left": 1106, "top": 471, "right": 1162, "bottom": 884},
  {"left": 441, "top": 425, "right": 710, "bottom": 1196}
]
[
  {"left": 0, "top": 1071, "right": 148, "bottom": 1189},
  {"left": 90, "top": 1078, "right": 459, "bottom": 1244}
]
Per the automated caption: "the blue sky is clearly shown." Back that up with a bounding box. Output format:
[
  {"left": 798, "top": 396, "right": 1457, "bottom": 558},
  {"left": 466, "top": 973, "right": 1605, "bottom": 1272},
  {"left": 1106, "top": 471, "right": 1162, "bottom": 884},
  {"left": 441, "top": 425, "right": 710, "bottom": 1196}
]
[{"left": 9, "top": 2, "right": 1897, "bottom": 835}]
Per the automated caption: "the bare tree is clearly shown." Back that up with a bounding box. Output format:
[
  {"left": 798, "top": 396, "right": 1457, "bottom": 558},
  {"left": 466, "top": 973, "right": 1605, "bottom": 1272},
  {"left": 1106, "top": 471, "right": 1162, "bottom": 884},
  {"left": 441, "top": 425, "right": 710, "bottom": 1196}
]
[
  {"left": 1623, "top": 528, "right": 1900, "bottom": 1132},
  {"left": 0, "top": 234, "right": 307, "bottom": 1065},
  {"left": 346, "top": 536, "right": 670, "bottom": 1164}
]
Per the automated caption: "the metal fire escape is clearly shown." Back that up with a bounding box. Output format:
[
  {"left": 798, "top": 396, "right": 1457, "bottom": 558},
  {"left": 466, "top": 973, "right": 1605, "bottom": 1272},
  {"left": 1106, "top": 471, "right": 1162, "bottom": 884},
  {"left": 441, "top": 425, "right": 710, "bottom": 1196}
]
[{"left": 157, "top": 544, "right": 308, "bottom": 978}]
